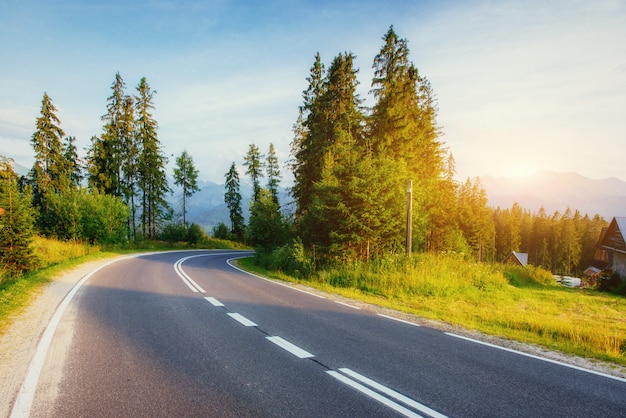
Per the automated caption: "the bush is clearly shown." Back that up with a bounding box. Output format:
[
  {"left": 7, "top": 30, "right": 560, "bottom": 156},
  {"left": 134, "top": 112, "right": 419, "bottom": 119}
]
[
  {"left": 159, "top": 222, "right": 188, "bottom": 243},
  {"left": 187, "top": 223, "right": 205, "bottom": 247},
  {"left": 212, "top": 222, "right": 231, "bottom": 240},
  {"left": 254, "top": 239, "right": 313, "bottom": 279}
]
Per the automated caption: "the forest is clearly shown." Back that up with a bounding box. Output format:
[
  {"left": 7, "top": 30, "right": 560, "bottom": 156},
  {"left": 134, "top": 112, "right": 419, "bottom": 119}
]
[
  {"left": 0, "top": 27, "right": 608, "bottom": 285},
  {"left": 220, "top": 27, "right": 608, "bottom": 279}
]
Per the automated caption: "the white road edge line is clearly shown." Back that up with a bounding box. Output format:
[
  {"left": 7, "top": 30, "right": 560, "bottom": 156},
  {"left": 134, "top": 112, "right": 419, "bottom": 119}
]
[
  {"left": 266, "top": 336, "right": 315, "bottom": 359},
  {"left": 335, "top": 301, "right": 361, "bottom": 310},
  {"left": 10, "top": 250, "right": 251, "bottom": 418},
  {"left": 377, "top": 314, "right": 420, "bottom": 327},
  {"left": 338, "top": 368, "right": 447, "bottom": 418},
  {"left": 227, "top": 313, "right": 257, "bottom": 327},
  {"left": 10, "top": 255, "right": 136, "bottom": 418},
  {"left": 326, "top": 371, "right": 423, "bottom": 418},
  {"left": 204, "top": 297, "right": 224, "bottom": 307},
  {"left": 445, "top": 332, "right": 626, "bottom": 384},
  {"left": 226, "top": 257, "right": 327, "bottom": 299}
]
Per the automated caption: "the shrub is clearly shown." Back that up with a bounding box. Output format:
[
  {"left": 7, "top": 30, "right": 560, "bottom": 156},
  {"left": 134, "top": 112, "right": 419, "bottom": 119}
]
[{"left": 186, "top": 223, "right": 205, "bottom": 247}]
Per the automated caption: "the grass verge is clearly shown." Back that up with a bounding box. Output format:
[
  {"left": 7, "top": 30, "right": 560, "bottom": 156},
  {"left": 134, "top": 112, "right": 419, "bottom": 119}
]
[{"left": 238, "top": 254, "right": 626, "bottom": 366}]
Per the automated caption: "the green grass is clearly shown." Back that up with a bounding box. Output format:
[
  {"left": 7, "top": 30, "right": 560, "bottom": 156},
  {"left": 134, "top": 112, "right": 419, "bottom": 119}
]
[{"left": 238, "top": 253, "right": 626, "bottom": 366}]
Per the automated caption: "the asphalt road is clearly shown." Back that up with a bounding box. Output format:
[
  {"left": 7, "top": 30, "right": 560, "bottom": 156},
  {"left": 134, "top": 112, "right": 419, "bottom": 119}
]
[{"left": 19, "top": 250, "right": 626, "bottom": 417}]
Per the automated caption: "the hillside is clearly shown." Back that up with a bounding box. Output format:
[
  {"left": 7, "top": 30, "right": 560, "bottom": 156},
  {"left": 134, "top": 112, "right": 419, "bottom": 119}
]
[{"left": 480, "top": 171, "right": 626, "bottom": 220}]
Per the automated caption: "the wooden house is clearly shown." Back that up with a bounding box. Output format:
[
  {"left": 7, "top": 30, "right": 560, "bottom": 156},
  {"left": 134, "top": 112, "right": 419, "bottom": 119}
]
[{"left": 586, "top": 217, "right": 626, "bottom": 281}]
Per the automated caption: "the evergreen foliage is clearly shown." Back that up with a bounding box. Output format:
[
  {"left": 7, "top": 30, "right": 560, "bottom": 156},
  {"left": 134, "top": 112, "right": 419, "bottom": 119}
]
[
  {"left": 29, "top": 93, "right": 71, "bottom": 232},
  {"left": 135, "top": 77, "right": 171, "bottom": 239},
  {"left": 247, "top": 188, "right": 287, "bottom": 251},
  {"left": 0, "top": 156, "right": 36, "bottom": 278},
  {"left": 243, "top": 143, "right": 264, "bottom": 202},
  {"left": 265, "top": 143, "right": 281, "bottom": 206},
  {"left": 224, "top": 162, "right": 245, "bottom": 242},
  {"left": 173, "top": 150, "right": 200, "bottom": 226}
]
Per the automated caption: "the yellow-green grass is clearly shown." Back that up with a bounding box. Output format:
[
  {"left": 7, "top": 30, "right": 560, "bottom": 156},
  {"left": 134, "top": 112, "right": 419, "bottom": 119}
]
[
  {"left": 238, "top": 254, "right": 626, "bottom": 365},
  {"left": 0, "top": 235, "right": 247, "bottom": 335},
  {"left": 0, "top": 238, "right": 115, "bottom": 335}
]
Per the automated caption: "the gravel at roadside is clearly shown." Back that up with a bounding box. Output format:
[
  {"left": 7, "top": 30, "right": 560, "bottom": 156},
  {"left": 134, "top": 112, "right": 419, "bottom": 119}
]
[{"left": 0, "top": 256, "right": 126, "bottom": 417}]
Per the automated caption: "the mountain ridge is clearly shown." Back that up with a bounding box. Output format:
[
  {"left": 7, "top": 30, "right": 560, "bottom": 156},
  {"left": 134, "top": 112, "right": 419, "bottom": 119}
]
[{"left": 479, "top": 170, "right": 626, "bottom": 220}]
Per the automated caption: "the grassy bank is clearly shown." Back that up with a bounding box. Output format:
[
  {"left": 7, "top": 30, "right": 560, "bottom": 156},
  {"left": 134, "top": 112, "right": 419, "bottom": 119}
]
[{"left": 239, "top": 253, "right": 626, "bottom": 366}]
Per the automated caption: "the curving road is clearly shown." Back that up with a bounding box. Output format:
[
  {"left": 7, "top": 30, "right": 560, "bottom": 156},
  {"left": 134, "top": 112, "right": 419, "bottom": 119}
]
[{"left": 14, "top": 250, "right": 626, "bottom": 417}]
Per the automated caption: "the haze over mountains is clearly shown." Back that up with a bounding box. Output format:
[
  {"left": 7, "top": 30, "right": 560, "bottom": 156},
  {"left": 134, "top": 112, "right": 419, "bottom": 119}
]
[
  {"left": 9, "top": 160, "right": 625, "bottom": 229},
  {"left": 479, "top": 171, "right": 626, "bottom": 220}
]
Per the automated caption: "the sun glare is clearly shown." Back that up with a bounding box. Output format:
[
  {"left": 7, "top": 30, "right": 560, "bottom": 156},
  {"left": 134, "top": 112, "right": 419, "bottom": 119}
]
[{"left": 508, "top": 165, "right": 537, "bottom": 178}]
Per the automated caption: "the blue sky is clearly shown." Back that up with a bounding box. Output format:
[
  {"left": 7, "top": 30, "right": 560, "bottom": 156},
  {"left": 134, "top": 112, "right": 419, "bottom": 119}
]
[{"left": 1, "top": 0, "right": 625, "bottom": 184}]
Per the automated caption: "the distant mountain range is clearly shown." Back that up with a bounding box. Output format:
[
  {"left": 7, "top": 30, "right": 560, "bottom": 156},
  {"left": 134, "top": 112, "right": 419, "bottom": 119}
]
[
  {"left": 8, "top": 158, "right": 624, "bottom": 228},
  {"left": 480, "top": 171, "right": 626, "bottom": 220}
]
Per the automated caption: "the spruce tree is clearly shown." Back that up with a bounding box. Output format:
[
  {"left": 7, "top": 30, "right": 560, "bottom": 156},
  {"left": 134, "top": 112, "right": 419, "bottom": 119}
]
[
  {"left": 1, "top": 155, "right": 36, "bottom": 277},
  {"left": 88, "top": 73, "right": 127, "bottom": 196},
  {"left": 63, "top": 136, "right": 82, "bottom": 188},
  {"left": 243, "top": 143, "right": 264, "bottom": 203},
  {"left": 135, "top": 77, "right": 170, "bottom": 239},
  {"left": 266, "top": 143, "right": 281, "bottom": 206},
  {"left": 290, "top": 53, "right": 326, "bottom": 222},
  {"left": 369, "top": 26, "right": 447, "bottom": 251},
  {"left": 30, "top": 93, "right": 68, "bottom": 203},
  {"left": 173, "top": 150, "right": 200, "bottom": 226},
  {"left": 224, "top": 162, "right": 245, "bottom": 241}
]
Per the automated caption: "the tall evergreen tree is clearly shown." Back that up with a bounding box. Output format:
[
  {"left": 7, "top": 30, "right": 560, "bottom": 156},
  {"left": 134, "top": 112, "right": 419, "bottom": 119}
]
[
  {"left": 89, "top": 73, "right": 127, "bottom": 196},
  {"left": 266, "top": 143, "right": 281, "bottom": 206},
  {"left": 369, "top": 26, "right": 446, "bottom": 251},
  {"left": 135, "top": 77, "right": 170, "bottom": 239},
  {"left": 1, "top": 155, "right": 36, "bottom": 277},
  {"left": 224, "top": 162, "right": 245, "bottom": 241},
  {"left": 243, "top": 143, "right": 264, "bottom": 203},
  {"left": 173, "top": 150, "right": 200, "bottom": 226},
  {"left": 30, "top": 93, "right": 68, "bottom": 203},
  {"left": 120, "top": 94, "right": 140, "bottom": 240},
  {"left": 290, "top": 53, "right": 326, "bottom": 222},
  {"left": 62, "top": 136, "right": 82, "bottom": 188}
]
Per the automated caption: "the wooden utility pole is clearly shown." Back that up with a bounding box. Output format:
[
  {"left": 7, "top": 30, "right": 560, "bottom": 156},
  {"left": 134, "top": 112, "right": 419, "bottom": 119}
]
[{"left": 406, "top": 179, "right": 412, "bottom": 255}]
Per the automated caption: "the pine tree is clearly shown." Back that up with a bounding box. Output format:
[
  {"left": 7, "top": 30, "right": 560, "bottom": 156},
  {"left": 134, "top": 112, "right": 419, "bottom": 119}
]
[
  {"left": 290, "top": 53, "right": 326, "bottom": 222},
  {"left": 173, "top": 150, "right": 200, "bottom": 226},
  {"left": 224, "top": 162, "right": 245, "bottom": 241},
  {"left": 266, "top": 143, "right": 281, "bottom": 206},
  {"left": 62, "top": 136, "right": 82, "bottom": 188},
  {"left": 369, "top": 26, "right": 446, "bottom": 251},
  {"left": 120, "top": 94, "right": 139, "bottom": 240},
  {"left": 30, "top": 93, "right": 68, "bottom": 203},
  {"left": 1, "top": 155, "right": 36, "bottom": 278},
  {"left": 248, "top": 188, "right": 286, "bottom": 251},
  {"left": 243, "top": 143, "right": 264, "bottom": 203},
  {"left": 135, "top": 77, "right": 170, "bottom": 239},
  {"left": 89, "top": 73, "right": 127, "bottom": 196}
]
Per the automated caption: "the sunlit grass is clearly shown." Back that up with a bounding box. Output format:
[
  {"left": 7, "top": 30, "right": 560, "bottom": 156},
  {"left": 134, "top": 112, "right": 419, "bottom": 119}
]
[{"left": 239, "top": 253, "right": 626, "bottom": 365}]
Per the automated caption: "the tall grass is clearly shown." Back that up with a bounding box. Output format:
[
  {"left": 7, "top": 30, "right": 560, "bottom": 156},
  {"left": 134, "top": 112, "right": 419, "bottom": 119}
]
[
  {"left": 30, "top": 236, "right": 101, "bottom": 269},
  {"left": 244, "top": 252, "right": 626, "bottom": 365}
]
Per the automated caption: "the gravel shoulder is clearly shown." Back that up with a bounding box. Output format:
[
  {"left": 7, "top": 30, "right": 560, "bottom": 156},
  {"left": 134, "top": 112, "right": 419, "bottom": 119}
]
[{"left": 1, "top": 255, "right": 624, "bottom": 417}]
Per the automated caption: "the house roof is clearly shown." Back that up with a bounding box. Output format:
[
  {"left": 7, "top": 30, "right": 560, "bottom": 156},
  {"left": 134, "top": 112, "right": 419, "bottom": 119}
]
[
  {"left": 503, "top": 251, "right": 528, "bottom": 267},
  {"left": 599, "top": 217, "right": 626, "bottom": 253}
]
